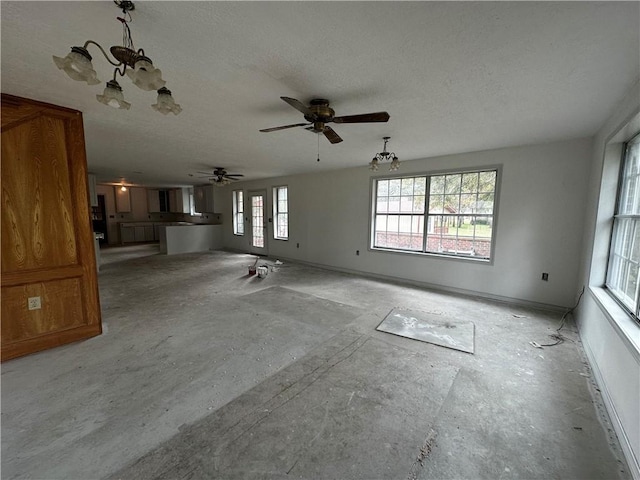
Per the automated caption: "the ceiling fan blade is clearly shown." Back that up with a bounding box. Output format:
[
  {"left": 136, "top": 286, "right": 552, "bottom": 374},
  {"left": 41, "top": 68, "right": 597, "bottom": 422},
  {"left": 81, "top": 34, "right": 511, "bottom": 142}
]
[
  {"left": 224, "top": 174, "right": 244, "bottom": 177},
  {"left": 332, "top": 112, "right": 390, "bottom": 123},
  {"left": 260, "top": 122, "right": 310, "bottom": 132},
  {"left": 280, "top": 97, "right": 316, "bottom": 119},
  {"left": 323, "top": 126, "right": 343, "bottom": 144}
]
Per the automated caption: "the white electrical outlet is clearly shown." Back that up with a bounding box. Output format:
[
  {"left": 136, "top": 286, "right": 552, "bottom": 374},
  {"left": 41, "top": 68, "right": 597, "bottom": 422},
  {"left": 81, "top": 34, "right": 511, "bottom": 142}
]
[{"left": 27, "top": 296, "right": 41, "bottom": 310}]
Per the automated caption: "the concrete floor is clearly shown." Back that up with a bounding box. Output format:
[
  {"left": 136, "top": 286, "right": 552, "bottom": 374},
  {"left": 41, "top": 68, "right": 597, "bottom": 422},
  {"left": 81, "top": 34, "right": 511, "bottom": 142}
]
[{"left": 1, "top": 245, "right": 631, "bottom": 479}]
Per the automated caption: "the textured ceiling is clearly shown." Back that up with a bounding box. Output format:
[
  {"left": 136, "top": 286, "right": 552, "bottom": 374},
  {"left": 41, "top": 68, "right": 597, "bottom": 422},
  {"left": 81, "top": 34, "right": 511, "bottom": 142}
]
[{"left": 2, "top": 1, "right": 638, "bottom": 187}]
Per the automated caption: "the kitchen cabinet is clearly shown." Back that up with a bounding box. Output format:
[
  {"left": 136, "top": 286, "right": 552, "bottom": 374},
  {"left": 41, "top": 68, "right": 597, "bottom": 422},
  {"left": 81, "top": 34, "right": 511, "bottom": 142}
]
[
  {"left": 88, "top": 174, "right": 98, "bottom": 207},
  {"left": 169, "top": 188, "right": 190, "bottom": 213},
  {"left": 147, "top": 188, "right": 172, "bottom": 213},
  {"left": 194, "top": 185, "right": 215, "bottom": 213},
  {"left": 134, "top": 226, "right": 145, "bottom": 242},
  {"left": 120, "top": 225, "right": 135, "bottom": 243},
  {"left": 115, "top": 187, "right": 131, "bottom": 212}
]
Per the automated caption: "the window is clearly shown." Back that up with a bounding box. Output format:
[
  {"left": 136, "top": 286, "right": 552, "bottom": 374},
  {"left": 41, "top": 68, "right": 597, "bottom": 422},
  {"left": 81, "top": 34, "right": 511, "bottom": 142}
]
[
  {"left": 606, "top": 133, "right": 640, "bottom": 320},
  {"left": 233, "top": 190, "right": 244, "bottom": 235},
  {"left": 273, "top": 186, "right": 288, "bottom": 240},
  {"left": 372, "top": 168, "right": 498, "bottom": 259}
]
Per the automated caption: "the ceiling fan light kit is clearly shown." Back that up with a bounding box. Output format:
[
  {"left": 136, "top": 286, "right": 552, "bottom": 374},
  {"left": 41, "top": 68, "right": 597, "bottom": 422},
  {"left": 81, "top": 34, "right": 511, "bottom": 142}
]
[
  {"left": 52, "top": 0, "right": 181, "bottom": 114},
  {"left": 370, "top": 137, "right": 400, "bottom": 171}
]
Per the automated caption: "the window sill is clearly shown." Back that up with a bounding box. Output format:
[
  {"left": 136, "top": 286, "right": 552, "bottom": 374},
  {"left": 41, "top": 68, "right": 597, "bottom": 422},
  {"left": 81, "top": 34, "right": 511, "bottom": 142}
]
[
  {"left": 370, "top": 246, "right": 492, "bottom": 264},
  {"left": 274, "top": 237, "right": 288, "bottom": 241},
  {"left": 589, "top": 286, "right": 640, "bottom": 361}
]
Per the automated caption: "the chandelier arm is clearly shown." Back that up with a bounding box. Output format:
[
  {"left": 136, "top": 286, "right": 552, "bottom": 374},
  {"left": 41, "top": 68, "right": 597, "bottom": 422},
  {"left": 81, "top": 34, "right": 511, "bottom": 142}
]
[
  {"left": 111, "top": 66, "right": 127, "bottom": 81},
  {"left": 83, "top": 40, "right": 123, "bottom": 67}
]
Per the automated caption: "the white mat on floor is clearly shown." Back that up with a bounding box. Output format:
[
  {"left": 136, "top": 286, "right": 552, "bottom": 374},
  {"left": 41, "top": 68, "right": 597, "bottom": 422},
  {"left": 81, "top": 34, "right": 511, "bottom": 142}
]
[{"left": 376, "top": 307, "right": 475, "bottom": 354}]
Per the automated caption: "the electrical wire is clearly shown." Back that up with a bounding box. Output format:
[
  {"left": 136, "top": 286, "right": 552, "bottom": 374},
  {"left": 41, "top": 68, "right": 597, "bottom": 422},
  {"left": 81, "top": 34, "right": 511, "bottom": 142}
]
[
  {"left": 530, "top": 285, "right": 585, "bottom": 348},
  {"left": 557, "top": 285, "right": 585, "bottom": 332}
]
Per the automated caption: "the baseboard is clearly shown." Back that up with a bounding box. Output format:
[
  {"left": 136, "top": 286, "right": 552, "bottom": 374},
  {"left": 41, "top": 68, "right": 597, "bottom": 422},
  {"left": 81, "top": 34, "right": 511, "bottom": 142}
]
[
  {"left": 247, "top": 251, "right": 567, "bottom": 314},
  {"left": 579, "top": 334, "right": 640, "bottom": 480}
]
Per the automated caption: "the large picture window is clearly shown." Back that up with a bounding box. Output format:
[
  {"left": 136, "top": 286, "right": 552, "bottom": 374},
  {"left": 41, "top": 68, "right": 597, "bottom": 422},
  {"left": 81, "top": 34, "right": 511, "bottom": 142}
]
[
  {"left": 273, "top": 185, "right": 288, "bottom": 240},
  {"left": 372, "top": 168, "right": 498, "bottom": 260},
  {"left": 606, "top": 133, "right": 640, "bottom": 320},
  {"left": 232, "top": 190, "right": 244, "bottom": 235}
]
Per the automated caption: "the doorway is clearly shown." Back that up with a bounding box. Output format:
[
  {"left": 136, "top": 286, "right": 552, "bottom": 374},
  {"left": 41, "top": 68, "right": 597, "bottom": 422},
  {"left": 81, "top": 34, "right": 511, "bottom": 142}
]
[
  {"left": 92, "top": 194, "right": 108, "bottom": 245},
  {"left": 249, "top": 191, "right": 267, "bottom": 255}
]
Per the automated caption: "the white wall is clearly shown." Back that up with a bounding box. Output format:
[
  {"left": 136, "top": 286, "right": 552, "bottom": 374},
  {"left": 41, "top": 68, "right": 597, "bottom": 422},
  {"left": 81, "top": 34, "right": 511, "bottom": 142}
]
[
  {"left": 219, "top": 137, "right": 591, "bottom": 308},
  {"left": 575, "top": 79, "right": 640, "bottom": 479}
]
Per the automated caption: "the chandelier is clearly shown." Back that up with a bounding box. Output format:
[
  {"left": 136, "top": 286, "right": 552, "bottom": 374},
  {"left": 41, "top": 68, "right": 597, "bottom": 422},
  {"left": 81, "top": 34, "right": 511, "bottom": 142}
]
[
  {"left": 369, "top": 136, "right": 399, "bottom": 171},
  {"left": 52, "top": 0, "right": 182, "bottom": 115}
]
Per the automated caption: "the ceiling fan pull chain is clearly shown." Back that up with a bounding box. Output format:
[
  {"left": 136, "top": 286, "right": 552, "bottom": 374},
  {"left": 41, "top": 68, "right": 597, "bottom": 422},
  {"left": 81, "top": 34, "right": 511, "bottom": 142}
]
[{"left": 317, "top": 132, "right": 320, "bottom": 162}]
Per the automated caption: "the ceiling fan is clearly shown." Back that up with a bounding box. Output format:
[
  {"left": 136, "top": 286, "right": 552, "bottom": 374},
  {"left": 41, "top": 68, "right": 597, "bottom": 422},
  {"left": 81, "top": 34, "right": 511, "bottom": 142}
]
[
  {"left": 260, "top": 97, "right": 390, "bottom": 144},
  {"left": 197, "top": 167, "right": 244, "bottom": 185}
]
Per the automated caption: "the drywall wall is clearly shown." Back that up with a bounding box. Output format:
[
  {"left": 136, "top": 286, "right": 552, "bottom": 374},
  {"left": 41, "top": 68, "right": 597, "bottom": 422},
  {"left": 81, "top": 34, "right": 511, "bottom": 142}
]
[
  {"left": 575, "top": 78, "right": 640, "bottom": 480},
  {"left": 219, "top": 137, "right": 591, "bottom": 308}
]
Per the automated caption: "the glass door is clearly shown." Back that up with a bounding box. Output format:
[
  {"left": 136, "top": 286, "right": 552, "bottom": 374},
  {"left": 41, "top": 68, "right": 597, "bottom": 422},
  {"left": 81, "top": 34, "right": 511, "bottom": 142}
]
[{"left": 249, "top": 191, "right": 268, "bottom": 255}]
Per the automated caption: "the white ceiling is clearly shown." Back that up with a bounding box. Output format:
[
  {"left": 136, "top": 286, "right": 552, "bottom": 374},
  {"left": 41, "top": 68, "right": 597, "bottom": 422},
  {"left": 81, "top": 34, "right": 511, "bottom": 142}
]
[{"left": 2, "top": 1, "right": 638, "bottom": 187}]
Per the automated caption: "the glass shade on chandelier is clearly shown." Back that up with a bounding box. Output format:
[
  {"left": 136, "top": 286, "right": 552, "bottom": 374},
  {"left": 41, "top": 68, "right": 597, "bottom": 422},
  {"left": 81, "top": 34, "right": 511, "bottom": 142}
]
[
  {"left": 125, "top": 58, "right": 165, "bottom": 91},
  {"left": 52, "top": 1, "right": 180, "bottom": 115},
  {"left": 152, "top": 87, "right": 182, "bottom": 115},
  {"left": 96, "top": 80, "right": 131, "bottom": 110},
  {"left": 53, "top": 47, "right": 100, "bottom": 85},
  {"left": 369, "top": 137, "right": 400, "bottom": 171}
]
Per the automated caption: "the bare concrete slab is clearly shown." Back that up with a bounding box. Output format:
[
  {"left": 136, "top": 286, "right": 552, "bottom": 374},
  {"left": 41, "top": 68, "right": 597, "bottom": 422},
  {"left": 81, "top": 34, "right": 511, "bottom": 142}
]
[
  {"left": 109, "top": 332, "right": 459, "bottom": 479},
  {"left": 1, "top": 246, "right": 631, "bottom": 479}
]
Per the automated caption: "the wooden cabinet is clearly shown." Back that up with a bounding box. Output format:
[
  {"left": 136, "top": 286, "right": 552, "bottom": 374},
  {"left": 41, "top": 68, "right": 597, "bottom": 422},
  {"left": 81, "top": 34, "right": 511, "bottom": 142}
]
[
  {"left": 169, "top": 188, "right": 190, "bottom": 213},
  {"left": 147, "top": 188, "right": 173, "bottom": 213},
  {"left": 194, "top": 185, "right": 215, "bottom": 213},
  {"left": 115, "top": 187, "right": 131, "bottom": 212},
  {"left": 88, "top": 174, "right": 98, "bottom": 207},
  {"left": 1, "top": 94, "right": 102, "bottom": 361}
]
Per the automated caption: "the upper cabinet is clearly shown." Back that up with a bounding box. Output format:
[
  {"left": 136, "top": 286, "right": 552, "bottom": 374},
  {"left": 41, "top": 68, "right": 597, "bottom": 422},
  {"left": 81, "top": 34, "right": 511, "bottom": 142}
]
[
  {"left": 147, "top": 188, "right": 188, "bottom": 213},
  {"left": 115, "top": 187, "right": 131, "bottom": 212},
  {"left": 88, "top": 174, "right": 98, "bottom": 207},
  {"left": 194, "top": 185, "right": 215, "bottom": 213},
  {"left": 147, "top": 189, "right": 161, "bottom": 212}
]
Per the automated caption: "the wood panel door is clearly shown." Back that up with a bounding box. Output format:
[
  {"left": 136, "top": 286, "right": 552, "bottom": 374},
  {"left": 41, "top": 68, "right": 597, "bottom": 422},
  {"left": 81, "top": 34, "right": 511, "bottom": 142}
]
[{"left": 1, "top": 94, "right": 102, "bottom": 361}]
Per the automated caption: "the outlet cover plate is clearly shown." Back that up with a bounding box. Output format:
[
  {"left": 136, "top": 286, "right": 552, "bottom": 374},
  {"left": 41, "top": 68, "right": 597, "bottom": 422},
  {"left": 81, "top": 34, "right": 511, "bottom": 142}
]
[{"left": 28, "top": 296, "right": 41, "bottom": 310}]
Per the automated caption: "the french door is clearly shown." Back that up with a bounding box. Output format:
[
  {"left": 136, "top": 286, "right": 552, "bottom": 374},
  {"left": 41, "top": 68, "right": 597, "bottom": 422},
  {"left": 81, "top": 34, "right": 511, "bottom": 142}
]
[{"left": 249, "top": 190, "right": 268, "bottom": 255}]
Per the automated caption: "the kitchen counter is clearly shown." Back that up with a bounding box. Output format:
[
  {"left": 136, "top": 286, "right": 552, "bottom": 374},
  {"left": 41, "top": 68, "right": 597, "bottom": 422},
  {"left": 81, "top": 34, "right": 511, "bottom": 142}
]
[
  {"left": 119, "top": 222, "right": 196, "bottom": 244},
  {"left": 158, "top": 224, "right": 223, "bottom": 255}
]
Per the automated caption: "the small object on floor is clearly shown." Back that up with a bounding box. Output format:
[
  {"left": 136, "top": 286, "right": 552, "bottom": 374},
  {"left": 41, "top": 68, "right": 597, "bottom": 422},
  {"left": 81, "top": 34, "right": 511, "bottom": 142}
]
[
  {"left": 248, "top": 258, "right": 259, "bottom": 276},
  {"left": 529, "top": 341, "right": 543, "bottom": 349},
  {"left": 275, "top": 260, "right": 283, "bottom": 265},
  {"left": 376, "top": 307, "right": 475, "bottom": 354},
  {"left": 257, "top": 266, "right": 269, "bottom": 278}
]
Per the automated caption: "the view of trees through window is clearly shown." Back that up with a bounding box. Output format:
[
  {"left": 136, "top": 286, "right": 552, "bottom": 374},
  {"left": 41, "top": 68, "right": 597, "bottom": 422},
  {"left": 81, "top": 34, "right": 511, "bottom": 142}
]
[
  {"left": 607, "top": 134, "right": 640, "bottom": 320},
  {"left": 373, "top": 169, "right": 497, "bottom": 259}
]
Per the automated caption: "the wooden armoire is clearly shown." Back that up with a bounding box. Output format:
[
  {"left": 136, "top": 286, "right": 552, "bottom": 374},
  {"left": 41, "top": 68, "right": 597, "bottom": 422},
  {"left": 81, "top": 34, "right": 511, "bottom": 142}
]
[{"left": 1, "top": 94, "right": 102, "bottom": 361}]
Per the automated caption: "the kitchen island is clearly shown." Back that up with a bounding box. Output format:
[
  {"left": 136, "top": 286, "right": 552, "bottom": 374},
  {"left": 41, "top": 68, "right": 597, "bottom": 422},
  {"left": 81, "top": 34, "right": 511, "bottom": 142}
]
[{"left": 158, "top": 224, "right": 223, "bottom": 255}]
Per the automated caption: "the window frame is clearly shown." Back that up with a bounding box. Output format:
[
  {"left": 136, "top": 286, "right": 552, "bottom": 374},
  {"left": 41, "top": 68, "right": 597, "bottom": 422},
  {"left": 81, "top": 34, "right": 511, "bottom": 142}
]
[
  {"left": 605, "top": 132, "right": 640, "bottom": 323},
  {"left": 232, "top": 189, "right": 244, "bottom": 236},
  {"left": 273, "top": 185, "right": 289, "bottom": 240},
  {"left": 369, "top": 166, "right": 500, "bottom": 262}
]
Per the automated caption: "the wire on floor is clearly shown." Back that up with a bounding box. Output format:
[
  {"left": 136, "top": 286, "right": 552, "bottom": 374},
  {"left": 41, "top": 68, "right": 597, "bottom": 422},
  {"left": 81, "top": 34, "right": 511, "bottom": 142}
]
[{"left": 529, "top": 285, "right": 585, "bottom": 349}]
